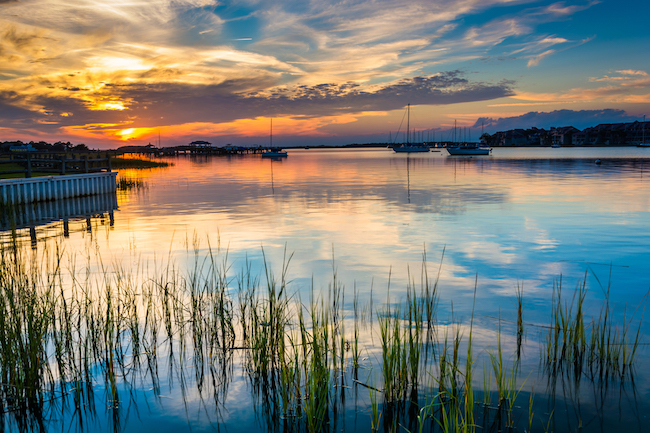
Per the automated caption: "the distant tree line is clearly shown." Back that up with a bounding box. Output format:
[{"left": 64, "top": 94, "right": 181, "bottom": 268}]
[{"left": 0, "top": 140, "right": 90, "bottom": 153}]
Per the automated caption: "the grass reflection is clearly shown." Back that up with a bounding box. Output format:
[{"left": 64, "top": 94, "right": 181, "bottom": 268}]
[{"left": 0, "top": 239, "right": 646, "bottom": 432}]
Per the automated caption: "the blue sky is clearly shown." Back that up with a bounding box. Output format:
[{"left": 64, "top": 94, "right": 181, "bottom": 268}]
[{"left": 0, "top": 0, "right": 648, "bottom": 147}]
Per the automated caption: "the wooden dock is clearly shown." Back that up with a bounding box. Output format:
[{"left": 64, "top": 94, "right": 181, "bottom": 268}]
[
  {"left": 0, "top": 171, "right": 118, "bottom": 205},
  {"left": 121, "top": 145, "right": 281, "bottom": 156}
]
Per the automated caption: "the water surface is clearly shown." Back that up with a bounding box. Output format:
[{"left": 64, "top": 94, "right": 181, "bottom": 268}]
[{"left": 4, "top": 146, "right": 650, "bottom": 432}]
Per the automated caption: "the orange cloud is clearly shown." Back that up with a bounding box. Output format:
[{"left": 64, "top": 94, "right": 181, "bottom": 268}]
[{"left": 54, "top": 112, "right": 388, "bottom": 147}]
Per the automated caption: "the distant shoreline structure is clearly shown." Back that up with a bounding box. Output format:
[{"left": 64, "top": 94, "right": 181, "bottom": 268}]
[{"left": 2, "top": 119, "right": 649, "bottom": 151}]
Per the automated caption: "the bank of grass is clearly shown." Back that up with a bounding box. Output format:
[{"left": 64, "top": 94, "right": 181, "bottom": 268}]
[
  {"left": 111, "top": 157, "right": 170, "bottom": 169},
  {"left": 0, "top": 240, "right": 644, "bottom": 432},
  {"left": 0, "top": 161, "right": 60, "bottom": 179},
  {"left": 0, "top": 156, "right": 169, "bottom": 179}
]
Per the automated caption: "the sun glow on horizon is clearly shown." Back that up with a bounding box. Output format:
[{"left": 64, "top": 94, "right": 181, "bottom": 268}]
[{"left": 90, "top": 101, "right": 127, "bottom": 111}]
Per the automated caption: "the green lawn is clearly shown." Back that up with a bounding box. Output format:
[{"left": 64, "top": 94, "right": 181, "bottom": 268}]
[{"left": 0, "top": 157, "right": 170, "bottom": 179}]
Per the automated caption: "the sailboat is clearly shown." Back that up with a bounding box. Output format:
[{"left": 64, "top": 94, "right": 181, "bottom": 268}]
[
  {"left": 638, "top": 115, "right": 650, "bottom": 147},
  {"left": 446, "top": 120, "right": 491, "bottom": 155},
  {"left": 393, "top": 104, "right": 430, "bottom": 153},
  {"left": 262, "top": 118, "right": 288, "bottom": 158}
]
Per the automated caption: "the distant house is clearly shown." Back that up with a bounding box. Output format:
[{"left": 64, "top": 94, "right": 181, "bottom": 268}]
[
  {"left": 189, "top": 140, "right": 212, "bottom": 148},
  {"left": 9, "top": 144, "right": 36, "bottom": 152},
  {"left": 550, "top": 126, "right": 579, "bottom": 146},
  {"left": 583, "top": 123, "right": 629, "bottom": 145},
  {"left": 625, "top": 120, "right": 650, "bottom": 144},
  {"left": 500, "top": 129, "right": 527, "bottom": 146},
  {"left": 572, "top": 131, "right": 586, "bottom": 146}
]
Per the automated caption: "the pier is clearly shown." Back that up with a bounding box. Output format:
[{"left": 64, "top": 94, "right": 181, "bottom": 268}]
[
  {"left": 0, "top": 171, "right": 118, "bottom": 205},
  {"left": 0, "top": 192, "right": 118, "bottom": 247},
  {"left": 119, "top": 144, "right": 281, "bottom": 156}
]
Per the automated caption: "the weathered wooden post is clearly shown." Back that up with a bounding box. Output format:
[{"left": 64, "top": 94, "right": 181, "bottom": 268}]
[
  {"left": 26, "top": 154, "right": 32, "bottom": 178},
  {"left": 83, "top": 155, "right": 89, "bottom": 173},
  {"left": 30, "top": 226, "right": 37, "bottom": 248},
  {"left": 107, "top": 153, "right": 112, "bottom": 172},
  {"left": 61, "top": 154, "right": 66, "bottom": 175}
]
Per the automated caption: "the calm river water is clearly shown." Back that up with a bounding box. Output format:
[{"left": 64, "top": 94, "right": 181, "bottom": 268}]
[
  {"left": 3, "top": 146, "right": 650, "bottom": 432},
  {"left": 110, "top": 147, "right": 650, "bottom": 315}
]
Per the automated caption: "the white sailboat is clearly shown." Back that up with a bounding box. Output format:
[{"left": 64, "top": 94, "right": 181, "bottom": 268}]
[
  {"left": 262, "top": 118, "right": 288, "bottom": 158},
  {"left": 393, "top": 104, "right": 430, "bottom": 153},
  {"left": 446, "top": 120, "right": 491, "bottom": 155}
]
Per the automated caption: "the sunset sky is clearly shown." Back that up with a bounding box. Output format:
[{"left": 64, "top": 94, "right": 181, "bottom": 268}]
[{"left": 1, "top": 0, "right": 649, "bottom": 148}]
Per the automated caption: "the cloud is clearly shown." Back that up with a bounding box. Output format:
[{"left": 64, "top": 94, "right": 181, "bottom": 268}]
[
  {"left": 527, "top": 49, "right": 555, "bottom": 67},
  {"left": 0, "top": 70, "right": 514, "bottom": 135},
  {"left": 617, "top": 70, "right": 649, "bottom": 76},
  {"left": 474, "top": 109, "right": 638, "bottom": 132},
  {"left": 0, "top": 0, "right": 626, "bottom": 145},
  {"left": 513, "top": 70, "right": 650, "bottom": 103},
  {"left": 589, "top": 70, "right": 650, "bottom": 89},
  {"left": 544, "top": 1, "right": 601, "bottom": 16}
]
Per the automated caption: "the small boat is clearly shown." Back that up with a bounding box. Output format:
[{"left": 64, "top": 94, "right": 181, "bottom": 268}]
[
  {"left": 446, "top": 145, "right": 491, "bottom": 155},
  {"left": 262, "top": 149, "right": 288, "bottom": 158},
  {"left": 393, "top": 104, "right": 430, "bottom": 153},
  {"left": 551, "top": 144, "right": 561, "bottom": 148},
  {"left": 262, "top": 118, "right": 288, "bottom": 158},
  {"left": 446, "top": 120, "right": 491, "bottom": 155},
  {"left": 394, "top": 145, "right": 430, "bottom": 153}
]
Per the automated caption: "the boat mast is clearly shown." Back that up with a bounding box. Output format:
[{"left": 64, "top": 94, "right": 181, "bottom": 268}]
[
  {"left": 406, "top": 104, "right": 410, "bottom": 145},
  {"left": 270, "top": 118, "right": 273, "bottom": 147}
]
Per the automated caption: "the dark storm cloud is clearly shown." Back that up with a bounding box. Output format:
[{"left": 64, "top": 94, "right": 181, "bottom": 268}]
[
  {"left": 0, "top": 91, "right": 35, "bottom": 122},
  {"left": 474, "top": 109, "right": 638, "bottom": 132},
  {"left": 0, "top": 71, "right": 514, "bottom": 131},
  {"left": 247, "top": 72, "right": 514, "bottom": 116}
]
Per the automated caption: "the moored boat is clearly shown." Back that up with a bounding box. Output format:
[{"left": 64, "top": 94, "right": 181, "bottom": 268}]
[
  {"left": 446, "top": 144, "right": 491, "bottom": 155},
  {"left": 262, "top": 118, "right": 288, "bottom": 157},
  {"left": 393, "top": 145, "right": 430, "bottom": 153},
  {"left": 393, "top": 104, "right": 430, "bottom": 153},
  {"left": 262, "top": 149, "right": 288, "bottom": 158}
]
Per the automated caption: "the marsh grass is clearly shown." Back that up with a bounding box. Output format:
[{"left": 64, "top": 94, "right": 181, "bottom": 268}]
[
  {"left": 0, "top": 241, "right": 644, "bottom": 433},
  {"left": 488, "top": 319, "right": 524, "bottom": 429},
  {"left": 116, "top": 177, "right": 146, "bottom": 192},
  {"left": 111, "top": 157, "right": 170, "bottom": 169},
  {"left": 543, "top": 273, "right": 646, "bottom": 381},
  {"left": 515, "top": 283, "right": 524, "bottom": 360}
]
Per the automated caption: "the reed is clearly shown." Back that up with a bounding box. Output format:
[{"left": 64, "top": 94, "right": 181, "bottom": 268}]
[
  {"left": 369, "top": 374, "right": 382, "bottom": 431},
  {"left": 515, "top": 283, "right": 524, "bottom": 360},
  {"left": 116, "top": 176, "right": 146, "bottom": 191},
  {"left": 0, "top": 238, "right": 642, "bottom": 433},
  {"left": 543, "top": 273, "right": 645, "bottom": 380},
  {"left": 352, "top": 284, "right": 361, "bottom": 372},
  {"left": 303, "top": 298, "right": 331, "bottom": 433},
  {"left": 488, "top": 318, "right": 524, "bottom": 428},
  {"left": 378, "top": 301, "right": 407, "bottom": 403}
]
